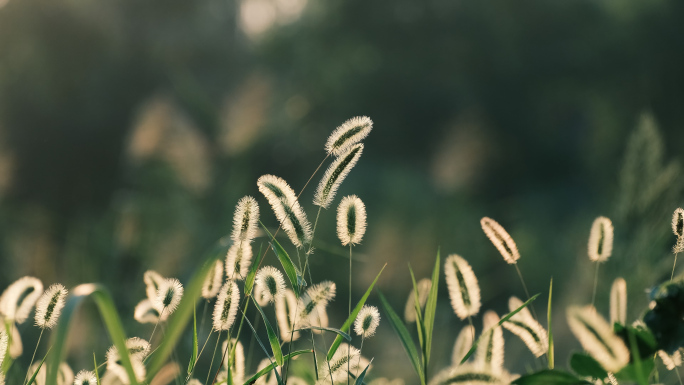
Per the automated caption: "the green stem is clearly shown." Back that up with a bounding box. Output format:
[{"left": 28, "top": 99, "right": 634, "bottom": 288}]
[
  {"left": 23, "top": 329, "right": 44, "bottom": 385},
  {"left": 590, "top": 262, "right": 600, "bottom": 309}
]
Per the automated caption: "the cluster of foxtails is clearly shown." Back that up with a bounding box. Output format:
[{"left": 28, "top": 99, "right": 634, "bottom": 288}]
[{"left": 0, "top": 116, "right": 682, "bottom": 385}]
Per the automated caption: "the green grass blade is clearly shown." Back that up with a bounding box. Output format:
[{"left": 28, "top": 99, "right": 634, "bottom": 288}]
[
  {"left": 242, "top": 350, "right": 312, "bottom": 385},
  {"left": 93, "top": 352, "right": 101, "bottom": 385},
  {"left": 146, "top": 240, "right": 227, "bottom": 381},
  {"left": 27, "top": 347, "right": 50, "bottom": 385},
  {"left": 627, "top": 326, "right": 647, "bottom": 385},
  {"left": 408, "top": 265, "right": 425, "bottom": 354},
  {"left": 251, "top": 297, "right": 284, "bottom": 366},
  {"left": 354, "top": 358, "right": 374, "bottom": 385},
  {"left": 295, "top": 327, "right": 351, "bottom": 341},
  {"left": 187, "top": 302, "right": 198, "bottom": 375},
  {"left": 378, "top": 291, "right": 425, "bottom": 385},
  {"left": 423, "top": 249, "right": 440, "bottom": 365},
  {"left": 327, "top": 264, "right": 386, "bottom": 361},
  {"left": 512, "top": 369, "right": 592, "bottom": 384},
  {"left": 461, "top": 293, "right": 540, "bottom": 364},
  {"left": 547, "top": 278, "right": 554, "bottom": 370},
  {"left": 262, "top": 224, "right": 305, "bottom": 297},
  {"left": 244, "top": 243, "right": 264, "bottom": 297},
  {"left": 48, "top": 284, "right": 138, "bottom": 385}
]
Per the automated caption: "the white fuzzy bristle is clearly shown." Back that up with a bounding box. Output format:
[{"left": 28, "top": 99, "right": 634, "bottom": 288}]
[
  {"left": 452, "top": 325, "right": 475, "bottom": 365},
  {"left": 314, "top": 144, "right": 364, "bottom": 209},
  {"left": 325, "top": 116, "right": 373, "bottom": 156},
  {"left": 610, "top": 278, "right": 627, "bottom": 325},
  {"left": 218, "top": 339, "right": 245, "bottom": 385},
  {"left": 275, "top": 289, "right": 300, "bottom": 342},
  {"left": 257, "top": 174, "right": 312, "bottom": 248},
  {"left": 673, "top": 208, "right": 684, "bottom": 237},
  {"left": 134, "top": 299, "right": 160, "bottom": 324},
  {"left": 0, "top": 329, "right": 7, "bottom": 367},
  {"left": 29, "top": 361, "right": 74, "bottom": 385},
  {"left": 475, "top": 311, "right": 505, "bottom": 374},
  {"left": 255, "top": 358, "right": 282, "bottom": 385},
  {"left": 225, "top": 241, "right": 253, "bottom": 281},
  {"left": 0, "top": 276, "right": 44, "bottom": 324},
  {"left": 404, "top": 278, "right": 431, "bottom": 323},
  {"left": 317, "top": 343, "right": 367, "bottom": 385},
  {"left": 567, "top": 305, "right": 629, "bottom": 373},
  {"left": 255, "top": 266, "right": 286, "bottom": 304},
  {"left": 502, "top": 297, "right": 548, "bottom": 357},
  {"left": 658, "top": 349, "right": 682, "bottom": 370},
  {"left": 428, "top": 363, "right": 514, "bottom": 385},
  {"left": 74, "top": 370, "right": 97, "bottom": 385},
  {"left": 480, "top": 217, "right": 520, "bottom": 264},
  {"left": 588, "top": 216, "right": 614, "bottom": 263},
  {"left": 444, "top": 255, "right": 481, "bottom": 320},
  {"left": 297, "top": 281, "right": 336, "bottom": 328},
  {"left": 143, "top": 270, "right": 165, "bottom": 302},
  {"left": 336, "top": 195, "right": 367, "bottom": 246},
  {"left": 232, "top": 196, "right": 260, "bottom": 243},
  {"left": 153, "top": 278, "right": 184, "bottom": 317},
  {"left": 213, "top": 281, "right": 240, "bottom": 331},
  {"left": 202, "top": 259, "right": 224, "bottom": 299},
  {"left": 354, "top": 305, "right": 380, "bottom": 338},
  {"left": 34, "top": 284, "right": 68, "bottom": 330}
]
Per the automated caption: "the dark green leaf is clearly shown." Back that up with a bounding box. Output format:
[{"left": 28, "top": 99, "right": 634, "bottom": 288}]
[
  {"left": 93, "top": 352, "right": 101, "bottom": 385},
  {"left": 569, "top": 353, "right": 607, "bottom": 379},
  {"left": 187, "top": 302, "right": 198, "bottom": 375},
  {"left": 354, "top": 358, "right": 374, "bottom": 385},
  {"left": 614, "top": 359, "right": 655, "bottom": 383},
  {"left": 378, "top": 291, "right": 425, "bottom": 385},
  {"left": 512, "top": 369, "right": 592, "bottom": 385},
  {"left": 251, "top": 297, "right": 284, "bottom": 366},
  {"left": 262, "top": 224, "right": 305, "bottom": 297},
  {"left": 327, "top": 264, "right": 386, "bottom": 361},
  {"left": 423, "top": 249, "right": 440, "bottom": 365},
  {"left": 244, "top": 243, "right": 264, "bottom": 297},
  {"left": 295, "top": 327, "right": 351, "bottom": 341},
  {"left": 27, "top": 348, "right": 51, "bottom": 385},
  {"left": 242, "top": 350, "right": 312, "bottom": 385},
  {"left": 408, "top": 265, "right": 425, "bottom": 351}
]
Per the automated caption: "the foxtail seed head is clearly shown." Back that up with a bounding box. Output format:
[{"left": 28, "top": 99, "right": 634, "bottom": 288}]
[
  {"left": 213, "top": 281, "right": 240, "bottom": 331},
  {"left": 567, "top": 305, "right": 629, "bottom": 373},
  {"left": 134, "top": 299, "right": 160, "bottom": 324},
  {"left": 153, "top": 278, "right": 184, "bottom": 316},
  {"left": 314, "top": 144, "right": 364, "bottom": 209},
  {"left": 0, "top": 276, "right": 43, "bottom": 324},
  {"left": 658, "top": 349, "right": 682, "bottom": 371},
  {"left": 475, "top": 311, "right": 505, "bottom": 374},
  {"left": 444, "top": 255, "right": 481, "bottom": 320},
  {"left": 354, "top": 305, "right": 380, "bottom": 338},
  {"left": 255, "top": 266, "right": 286, "bottom": 304},
  {"left": 143, "top": 270, "right": 165, "bottom": 302},
  {"left": 317, "top": 343, "right": 365, "bottom": 385},
  {"left": 336, "top": 195, "right": 367, "bottom": 246},
  {"left": 325, "top": 116, "right": 372, "bottom": 156},
  {"left": 34, "top": 284, "right": 68, "bottom": 330},
  {"left": 232, "top": 196, "right": 260, "bottom": 243},
  {"left": 0, "top": 330, "right": 7, "bottom": 367},
  {"left": 225, "top": 241, "right": 253, "bottom": 280},
  {"left": 298, "top": 281, "right": 336, "bottom": 327},
  {"left": 451, "top": 325, "right": 475, "bottom": 365},
  {"left": 428, "top": 363, "right": 514, "bottom": 385},
  {"left": 502, "top": 297, "right": 548, "bottom": 357},
  {"left": 610, "top": 278, "right": 627, "bottom": 325},
  {"left": 673, "top": 208, "right": 684, "bottom": 238},
  {"left": 480, "top": 217, "right": 520, "bottom": 264},
  {"left": 404, "top": 278, "right": 431, "bottom": 323},
  {"left": 219, "top": 339, "right": 245, "bottom": 385},
  {"left": 74, "top": 370, "right": 97, "bottom": 385},
  {"left": 202, "top": 259, "right": 224, "bottom": 299},
  {"left": 588, "top": 216, "right": 614, "bottom": 263},
  {"left": 275, "top": 289, "right": 300, "bottom": 342},
  {"left": 257, "top": 174, "right": 312, "bottom": 248}
]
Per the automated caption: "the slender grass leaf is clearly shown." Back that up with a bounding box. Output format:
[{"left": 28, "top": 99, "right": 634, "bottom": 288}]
[
  {"left": 548, "top": 278, "right": 554, "bottom": 370},
  {"left": 262, "top": 224, "right": 305, "bottom": 297},
  {"left": 294, "top": 327, "right": 351, "bottom": 341},
  {"left": 146, "top": 240, "right": 228, "bottom": 381},
  {"left": 378, "top": 291, "right": 424, "bottom": 385},
  {"left": 244, "top": 243, "right": 264, "bottom": 297},
  {"left": 251, "top": 297, "right": 284, "bottom": 366},
  {"left": 627, "top": 326, "right": 647, "bottom": 385},
  {"left": 512, "top": 369, "right": 592, "bottom": 384},
  {"left": 354, "top": 358, "right": 373, "bottom": 385},
  {"left": 187, "top": 302, "right": 198, "bottom": 375},
  {"left": 327, "top": 264, "right": 386, "bottom": 361},
  {"left": 461, "top": 293, "right": 540, "bottom": 364},
  {"left": 93, "top": 352, "right": 101, "bottom": 385},
  {"left": 48, "top": 285, "right": 137, "bottom": 385},
  {"left": 569, "top": 353, "right": 607, "bottom": 379},
  {"left": 242, "top": 350, "right": 312, "bottom": 385},
  {"left": 408, "top": 265, "right": 425, "bottom": 351},
  {"left": 27, "top": 348, "right": 50, "bottom": 385},
  {"left": 423, "top": 249, "right": 440, "bottom": 365}
]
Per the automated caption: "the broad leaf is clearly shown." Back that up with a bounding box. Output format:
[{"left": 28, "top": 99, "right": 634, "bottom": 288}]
[{"left": 569, "top": 353, "right": 607, "bottom": 379}]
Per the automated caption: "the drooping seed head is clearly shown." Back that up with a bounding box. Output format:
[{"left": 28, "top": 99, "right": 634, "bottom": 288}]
[
  {"left": 310, "top": 306, "right": 329, "bottom": 334},
  {"left": 451, "top": 325, "right": 475, "bottom": 365},
  {"left": 502, "top": 297, "right": 548, "bottom": 357},
  {"left": 480, "top": 217, "right": 520, "bottom": 264},
  {"left": 213, "top": 281, "right": 240, "bottom": 331},
  {"left": 106, "top": 347, "right": 146, "bottom": 385},
  {"left": 34, "top": 284, "right": 68, "bottom": 330},
  {"left": 202, "top": 259, "right": 224, "bottom": 299},
  {"left": 153, "top": 278, "right": 184, "bottom": 316},
  {"left": 232, "top": 196, "right": 260, "bottom": 243},
  {"left": 298, "top": 281, "right": 336, "bottom": 327},
  {"left": 428, "top": 363, "right": 514, "bottom": 385},
  {"left": 587, "top": 216, "right": 614, "bottom": 263},
  {"left": 126, "top": 337, "right": 151, "bottom": 360},
  {"left": 325, "top": 116, "right": 373, "bottom": 156},
  {"left": 336, "top": 195, "right": 367, "bottom": 246},
  {"left": 610, "top": 278, "right": 627, "bottom": 325},
  {"left": 0, "top": 276, "right": 43, "bottom": 324},
  {"left": 475, "top": 311, "right": 505, "bottom": 374},
  {"left": 134, "top": 299, "right": 160, "bottom": 324},
  {"left": 404, "top": 278, "right": 431, "bottom": 323},
  {"left": 567, "top": 305, "right": 629, "bottom": 373},
  {"left": 444, "top": 254, "right": 481, "bottom": 319},
  {"left": 225, "top": 241, "right": 253, "bottom": 281},
  {"left": 314, "top": 144, "right": 364, "bottom": 209},
  {"left": 275, "top": 289, "right": 300, "bottom": 342},
  {"left": 255, "top": 358, "right": 282, "bottom": 385},
  {"left": 673, "top": 208, "right": 684, "bottom": 238},
  {"left": 8, "top": 323, "right": 21, "bottom": 359},
  {"left": 255, "top": 266, "right": 286, "bottom": 304},
  {"left": 74, "top": 370, "right": 97, "bottom": 385},
  {"left": 257, "top": 174, "right": 312, "bottom": 248},
  {"left": 658, "top": 349, "right": 682, "bottom": 371},
  {"left": 317, "top": 343, "right": 365, "bottom": 385},
  {"left": 143, "top": 270, "right": 165, "bottom": 302},
  {"left": 219, "top": 339, "right": 245, "bottom": 385},
  {"left": 0, "top": 329, "right": 7, "bottom": 367},
  {"left": 29, "top": 361, "right": 74, "bottom": 385},
  {"left": 354, "top": 305, "right": 380, "bottom": 338}
]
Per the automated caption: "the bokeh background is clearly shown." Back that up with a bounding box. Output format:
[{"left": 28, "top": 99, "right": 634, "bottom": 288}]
[{"left": 1, "top": 0, "right": 684, "bottom": 382}]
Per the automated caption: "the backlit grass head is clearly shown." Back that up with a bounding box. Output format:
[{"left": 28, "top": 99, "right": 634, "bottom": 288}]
[
  {"left": 298, "top": 281, "right": 336, "bottom": 327},
  {"left": 202, "top": 259, "right": 224, "bottom": 299},
  {"left": 34, "top": 283, "right": 68, "bottom": 330},
  {"left": 258, "top": 174, "right": 312, "bottom": 248},
  {"left": 480, "top": 217, "right": 520, "bottom": 264},
  {"left": 276, "top": 289, "right": 301, "bottom": 342},
  {"left": 476, "top": 311, "right": 505, "bottom": 374},
  {"left": 673, "top": 208, "right": 684, "bottom": 238},
  {"left": 143, "top": 270, "right": 165, "bottom": 302},
  {"left": 610, "top": 277, "right": 627, "bottom": 325},
  {"left": 0, "top": 276, "right": 43, "bottom": 324},
  {"left": 74, "top": 370, "right": 97, "bottom": 385},
  {"left": 134, "top": 299, "right": 160, "bottom": 324},
  {"left": 255, "top": 266, "right": 286, "bottom": 304},
  {"left": 225, "top": 241, "right": 253, "bottom": 280},
  {"left": 336, "top": 195, "right": 367, "bottom": 246},
  {"left": 213, "top": 281, "right": 240, "bottom": 331},
  {"left": 314, "top": 144, "right": 364, "bottom": 209},
  {"left": 154, "top": 278, "right": 184, "bottom": 316},
  {"left": 232, "top": 196, "right": 260, "bottom": 243},
  {"left": 404, "top": 278, "right": 431, "bottom": 323},
  {"left": 451, "top": 325, "right": 475, "bottom": 365},
  {"left": 502, "top": 296, "right": 548, "bottom": 357},
  {"left": 354, "top": 305, "right": 380, "bottom": 338},
  {"left": 325, "top": 116, "right": 372, "bottom": 156},
  {"left": 444, "top": 254, "right": 481, "bottom": 320},
  {"left": 587, "top": 216, "right": 614, "bottom": 263},
  {"left": 567, "top": 305, "right": 629, "bottom": 373}
]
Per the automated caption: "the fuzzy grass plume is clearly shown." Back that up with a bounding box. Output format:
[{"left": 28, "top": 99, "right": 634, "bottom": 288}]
[
  {"left": 275, "top": 289, "right": 300, "bottom": 342},
  {"left": 34, "top": 284, "right": 68, "bottom": 330},
  {"left": 475, "top": 311, "right": 505, "bottom": 374},
  {"left": 213, "top": 281, "right": 240, "bottom": 331},
  {"left": 317, "top": 343, "right": 368, "bottom": 385},
  {"left": 588, "top": 216, "right": 614, "bottom": 263},
  {"left": 0, "top": 276, "right": 43, "bottom": 324},
  {"left": 444, "top": 255, "right": 481, "bottom": 319},
  {"left": 354, "top": 305, "right": 380, "bottom": 338},
  {"left": 336, "top": 195, "right": 367, "bottom": 246},
  {"left": 298, "top": 281, "right": 336, "bottom": 327},
  {"left": 74, "top": 370, "right": 97, "bottom": 385},
  {"left": 153, "top": 278, "right": 184, "bottom": 318},
  {"left": 325, "top": 116, "right": 373, "bottom": 156},
  {"left": 502, "top": 296, "right": 548, "bottom": 357},
  {"left": 232, "top": 196, "right": 260, "bottom": 243},
  {"left": 314, "top": 144, "right": 364, "bottom": 209},
  {"left": 134, "top": 299, "right": 160, "bottom": 324},
  {"left": 143, "top": 270, "right": 165, "bottom": 303},
  {"left": 428, "top": 363, "right": 514, "bottom": 385},
  {"left": 218, "top": 338, "right": 245, "bottom": 385},
  {"left": 480, "top": 217, "right": 520, "bottom": 264},
  {"left": 258, "top": 174, "right": 312, "bottom": 248},
  {"left": 566, "top": 305, "right": 629, "bottom": 373},
  {"left": 609, "top": 277, "right": 627, "bottom": 325},
  {"left": 202, "top": 259, "right": 224, "bottom": 299},
  {"left": 404, "top": 278, "right": 431, "bottom": 323},
  {"left": 255, "top": 266, "right": 286, "bottom": 304},
  {"left": 225, "top": 241, "right": 253, "bottom": 280},
  {"left": 451, "top": 325, "right": 475, "bottom": 365}
]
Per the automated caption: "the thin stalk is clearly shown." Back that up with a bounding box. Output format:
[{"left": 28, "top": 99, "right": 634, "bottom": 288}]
[
  {"left": 23, "top": 329, "right": 44, "bottom": 385},
  {"left": 355, "top": 336, "right": 365, "bottom": 380},
  {"left": 149, "top": 308, "right": 166, "bottom": 346},
  {"left": 161, "top": 325, "right": 182, "bottom": 385},
  {"left": 672, "top": 251, "right": 680, "bottom": 281},
  {"left": 348, "top": 244, "right": 353, "bottom": 385},
  {"left": 244, "top": 312, "right": 261, "bottom": 376},
  {"left": 467, "top": 316, "right": 475, "bottom": 341},
  {"left": 676, "top": 367, "right": 683, "bottom": 385},
  {"left": 514, "top": 263, "right": 539, "bottom": 321},
  {"left": 199, "top": 300, "right": 209, "bottom": 337},
  {"left": 590, "top": 262, "right": 600, "bottom": 309},
  {"left": 204, "top": 330, "right": 223, "bottom": 385}
]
